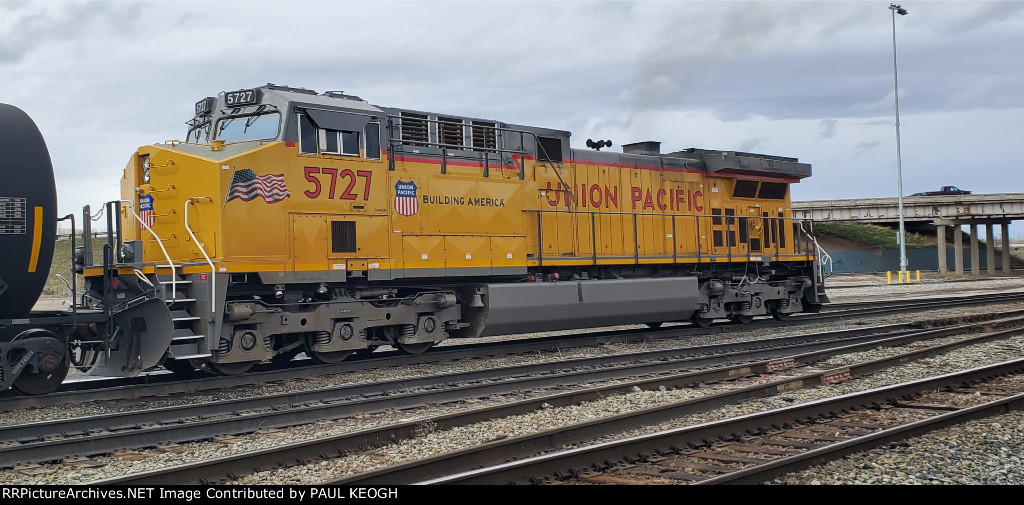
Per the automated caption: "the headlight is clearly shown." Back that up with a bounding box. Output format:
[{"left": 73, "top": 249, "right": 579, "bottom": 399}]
[{"left": 141, "top": 155, "right": 151, "bottom": 183}]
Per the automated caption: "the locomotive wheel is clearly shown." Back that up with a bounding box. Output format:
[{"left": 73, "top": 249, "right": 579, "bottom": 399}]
[
  {"left": 690, "top": 315, "right": 714, "bottom": 328},
  {"left": 209, "top": 360, "right": 258, "bottom": 376},
  {"left": 771, "top": 306, "right": 792, "bottom": 321},
  {"left": 398, "top": 342, "right": 434, "bottom": 355},
  {"left": 645, "top": 322, "right": 664, "bottom": 329},
  {"left": 730, "top": 315, "right": 754, "bottom": 324},
  {"left": 308, "top": 350, "right": 353, "bottom": 364},
  {"left": 12, "top": 356, "right": 69, "bottom": 396}
]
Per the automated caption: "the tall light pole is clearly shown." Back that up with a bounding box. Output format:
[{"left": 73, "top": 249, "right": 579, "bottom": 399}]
[{"left": 890, "top": 3, "right": 909, "bottom": 280}]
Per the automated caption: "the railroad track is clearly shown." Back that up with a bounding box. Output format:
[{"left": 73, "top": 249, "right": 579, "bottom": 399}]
[
  {"left": 418, "top": 359, "right": 1024, "bottom": 485},
  {"left": 82, "top": 311, "right": 1024, "bottom": 484},
  {"left": 4, "top": 290, "right": 1021, "bottom": 411},
  {"left": 2, "top": 291, "right": 1022, "bottom": 484},
  {"left": 0, "top": 317, "right": 951, "bottom": 469}
]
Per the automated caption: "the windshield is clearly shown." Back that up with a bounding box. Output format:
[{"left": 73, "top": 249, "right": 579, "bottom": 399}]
[{"left": 215, "top": 113, "right": 280, "bottom": 142}]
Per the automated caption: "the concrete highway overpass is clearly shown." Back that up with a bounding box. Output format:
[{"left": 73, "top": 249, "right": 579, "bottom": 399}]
[{"left": 793, "top": 193, "right": 1024, "bottom": 275}]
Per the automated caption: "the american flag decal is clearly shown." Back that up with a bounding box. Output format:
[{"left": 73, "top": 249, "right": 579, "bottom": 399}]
[
  {"left": 139, "top": 194, "right": 155, "bottom": 229},
  {"left": 226, "top": 169, "right": 290, "bottom": 204},
  {"left": 394, "top": 180, "right": 419, "bottom": 216}
]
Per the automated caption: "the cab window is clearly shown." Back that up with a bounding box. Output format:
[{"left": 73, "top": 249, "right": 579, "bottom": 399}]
[
  {"left": 187, "top": 122, "right": 210, "bottom": 143},
  {"left": 364, "top": 122, "right": 381, "bottom": 159},
  {"left": 299, "top": 114, "right": 317, "bottom": 154},
  {"left": 299, "top": 114, "right": 381, "bottom": 159},
  {"left": 215, "top": 113, "right": 280, "bottom": 142},
  {"left": 319, "top": 129, "right": 360, "bottom": 156}
]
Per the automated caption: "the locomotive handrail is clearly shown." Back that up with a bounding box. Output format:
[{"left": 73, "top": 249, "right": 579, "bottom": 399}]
[
  {"left": 184, "top": 197, "right": 217, "bottom": 321},
  {"left": 798, "top": 220, "right": 833, "bottom": 280},
  {"left": 524, "top": 208, "right": 818, "bottom": 269},
  {"left": 527, "top": 208, "right": 774, "bottom": 219},
  {"left": 133, "top": 269, "right": 155, "bottom": 288},
  {"left": 521, "top": 129, "right": 574, "bottom": 203},
  {"left": 384, "top": 114, "right": 572, "bottom": 193},
  {"left": 118, "top": 199, "right": 177, "bottom": 300},
  {"left": 390, "top": 137, "right": 531, "bottom": 179},
  {"left": 386, "top": 115, "right": 528, "bottom": 173}
]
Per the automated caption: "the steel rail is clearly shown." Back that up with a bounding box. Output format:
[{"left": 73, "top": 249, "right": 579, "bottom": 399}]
[
  {"left": 419, "top": 356, "right": 1024, "bottom": 485},
  {"left": 695, "top": 391, "right": 1024, "bottom": 484},
  {"left": 88, "top": 315, "right": 1024, "bottom": 484},
  {"left": 0, "top": 321, "right": 935, "bottom": 468}
]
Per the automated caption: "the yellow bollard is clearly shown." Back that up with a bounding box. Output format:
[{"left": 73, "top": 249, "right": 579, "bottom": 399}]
[
  {"left": 916, "top": 270, "right": 920, "bottom": 282},
  {"left": 887, "top": 271, "right": 892, "bottom": 284},
  {"left": 899, "top": 270, "right": 904, "bottom": 283}
]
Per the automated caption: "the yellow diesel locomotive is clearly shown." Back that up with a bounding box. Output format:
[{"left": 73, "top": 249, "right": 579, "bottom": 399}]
[{"left": 0, "top": 84, "right": 828, "bottom": 394}]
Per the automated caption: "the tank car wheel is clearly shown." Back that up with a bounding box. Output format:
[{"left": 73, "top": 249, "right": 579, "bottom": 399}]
[
  {"left": 645, "top": 322, "right": 664, "bottom": 329},
  {"left": 690, "top": 315, "right": 714, "bottom": 328},
  {"left": 10, "top": 329, "right": 70, "bottom": 395},
  {"left": 13, "top": 358, "right": 69, "bottom": 395},
  {"left": 308, "top": 350, "right": 353, "bottom": 365},
  {"left": 729, "top": 315, "right": 754, "bottom": 325},
  {"left": 398, "top": 342, "right": 434, "bottom": 355},
  {"left": 209, "top": 361, "right": 258, "bottom": 376}
]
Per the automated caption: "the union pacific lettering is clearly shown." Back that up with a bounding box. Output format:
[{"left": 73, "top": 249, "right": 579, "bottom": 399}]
[{"left": 544, "top": 182, "right": 703, "bottom": 212}]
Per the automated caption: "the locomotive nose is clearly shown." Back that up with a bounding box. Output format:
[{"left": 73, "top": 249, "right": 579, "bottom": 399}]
[{"left": 0, "top": 104, "right": 58, "bottom": 319}]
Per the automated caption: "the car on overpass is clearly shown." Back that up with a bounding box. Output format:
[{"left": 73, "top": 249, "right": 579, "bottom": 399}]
[{"left": 910, "top": 185, "right": 971, "bottom": 196}]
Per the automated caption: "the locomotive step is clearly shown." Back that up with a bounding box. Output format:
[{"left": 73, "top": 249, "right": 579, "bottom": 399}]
[
  {"left": 171, "top": 327, "right": 204, "bottom": 342},
  {"left": 171, "top": 334, "right": 206, "bottom": 343}
]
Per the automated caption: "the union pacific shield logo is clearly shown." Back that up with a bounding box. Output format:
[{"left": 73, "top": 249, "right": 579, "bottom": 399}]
[
  {"left": 394, "top": 180, "right": 419, "bottom": 216},
  {"left": 139, "top": 194, "right": 155, "bottom": 229}
]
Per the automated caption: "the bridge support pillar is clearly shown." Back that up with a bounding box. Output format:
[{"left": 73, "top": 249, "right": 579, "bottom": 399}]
[
  {"left": 954, "top": 225, "right": 964, "bottom": 276},
  {"left": 936, "top": 225, "right": 947, "bottom": 274},
  {"left": 970, "top": 224, "right": 980, "bottom": 276},
  {"left": 986, "top": 224, "right": 996, "bottom": 274},
  {"left": 1003, "top": 223, "right": 1013, "bottom": 273}
]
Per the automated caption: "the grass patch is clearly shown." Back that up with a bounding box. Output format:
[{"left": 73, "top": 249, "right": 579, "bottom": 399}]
[
  {"left": 813, "top": 222, "right": 933, "bottom": 249},
  {"left": 44, "top": 235, "right": 106, "bottom": 298}
]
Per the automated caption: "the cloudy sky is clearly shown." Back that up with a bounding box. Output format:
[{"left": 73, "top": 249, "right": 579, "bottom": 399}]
[{"left": 3, "top": 0, "right": 1023, "bottom": 237}]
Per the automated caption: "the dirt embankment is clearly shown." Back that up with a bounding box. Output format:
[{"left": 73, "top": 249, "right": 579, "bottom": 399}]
[{"left": 815, "top": 234, "right": 880, "bottom": 252}]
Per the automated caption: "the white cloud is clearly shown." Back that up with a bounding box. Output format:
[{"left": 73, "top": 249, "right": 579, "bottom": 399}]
[{"left": 2, "top": 0, "right": 1023, "bottom": 236}]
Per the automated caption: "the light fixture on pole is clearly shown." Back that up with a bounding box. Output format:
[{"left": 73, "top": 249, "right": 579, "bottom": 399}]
[{"left": 890, "top": 3, "right": 908, "bottom": 280}]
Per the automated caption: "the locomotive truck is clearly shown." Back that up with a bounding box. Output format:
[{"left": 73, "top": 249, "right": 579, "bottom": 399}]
[{"left": 0, "top": 84, "right": 829, "bottom": 395}]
